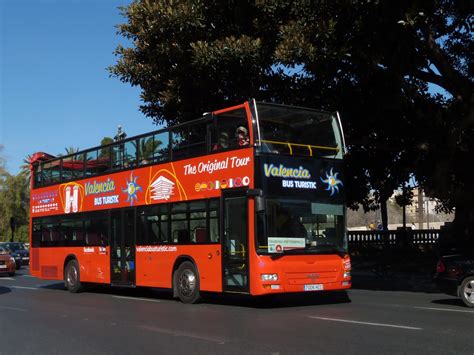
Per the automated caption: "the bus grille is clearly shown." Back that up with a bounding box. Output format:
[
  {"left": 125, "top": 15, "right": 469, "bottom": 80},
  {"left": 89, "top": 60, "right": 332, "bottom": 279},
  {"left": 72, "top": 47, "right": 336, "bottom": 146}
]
[{"left": 285, "top": 271, "right": 338, "bottom": 284}]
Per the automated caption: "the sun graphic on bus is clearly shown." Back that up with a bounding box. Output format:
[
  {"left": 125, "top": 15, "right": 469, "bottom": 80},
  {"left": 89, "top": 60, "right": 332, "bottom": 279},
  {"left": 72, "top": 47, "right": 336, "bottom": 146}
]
[
  {"left": 320, "top": 168, "right": 343, "bottom": 196},
  {"left": 122, "top": 173, "right": 142, "bottom": 205}
]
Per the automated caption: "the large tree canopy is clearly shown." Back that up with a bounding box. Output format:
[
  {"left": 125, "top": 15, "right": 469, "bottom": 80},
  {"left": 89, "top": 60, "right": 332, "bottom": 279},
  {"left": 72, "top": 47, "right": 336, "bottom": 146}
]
[{"left": 110, "top": 0, "right": 473, "bottom": 238}]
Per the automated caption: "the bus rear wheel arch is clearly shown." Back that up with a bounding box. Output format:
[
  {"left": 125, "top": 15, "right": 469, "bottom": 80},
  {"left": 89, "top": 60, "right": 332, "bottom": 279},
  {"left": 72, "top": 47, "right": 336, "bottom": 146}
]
[
  {"left": 173, "top": 260, "right": 201, "bottom": 304},
  {"left": 64, "top": 258, "right": 83, "bottom": 293}
]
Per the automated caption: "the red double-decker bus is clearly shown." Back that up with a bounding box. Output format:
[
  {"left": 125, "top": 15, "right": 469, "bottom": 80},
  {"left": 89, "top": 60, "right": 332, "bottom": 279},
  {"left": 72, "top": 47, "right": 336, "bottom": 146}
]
[{"left": 29, "top": 100, "right": 350, "bottom": 303}]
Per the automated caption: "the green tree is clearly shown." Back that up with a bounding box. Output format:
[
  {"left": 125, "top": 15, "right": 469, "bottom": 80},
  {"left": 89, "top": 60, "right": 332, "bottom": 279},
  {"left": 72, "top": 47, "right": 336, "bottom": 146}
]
[
  {"left": 0, "top": 171, "right": 30, "bottom": 242},
  {"left": 0, "top": 145, "right": 5, "bottom": 175},
  {"left": 110, "top": 1, "right": 472, "bottom": 237}
]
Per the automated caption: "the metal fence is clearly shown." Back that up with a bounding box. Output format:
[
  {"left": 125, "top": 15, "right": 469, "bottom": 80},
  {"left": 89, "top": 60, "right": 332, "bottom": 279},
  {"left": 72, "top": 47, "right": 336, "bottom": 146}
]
[
  {"left": 347, "top": 229, "right": 444, "bottom": 258},
  {"left": 348, "top": 229, "right": 441, "bottom": 247}
]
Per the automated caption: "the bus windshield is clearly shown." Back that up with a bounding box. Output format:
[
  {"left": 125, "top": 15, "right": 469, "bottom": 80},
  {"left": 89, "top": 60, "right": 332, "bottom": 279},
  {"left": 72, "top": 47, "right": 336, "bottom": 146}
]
[
  {"left": 255, "top": 103, "right": 343, "bottom": 158},
  {"left": 256, "top": 198, "right": 347, "bottom": 255}
]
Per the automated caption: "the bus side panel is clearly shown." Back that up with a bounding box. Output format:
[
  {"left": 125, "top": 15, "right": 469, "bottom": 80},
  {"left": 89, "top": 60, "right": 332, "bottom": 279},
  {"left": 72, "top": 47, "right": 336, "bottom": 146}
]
[
  {"left": 78, "top": 246, "right": 110, "bottom": 284},
  {"left": 28, "top": 247, "right": 72, "bottom": 281},
  {"left": 29, "top": 247, "right": 109, "bottom": 284},
  {"left": 135, "top": 245, "right": 222, "bottom": 292}
]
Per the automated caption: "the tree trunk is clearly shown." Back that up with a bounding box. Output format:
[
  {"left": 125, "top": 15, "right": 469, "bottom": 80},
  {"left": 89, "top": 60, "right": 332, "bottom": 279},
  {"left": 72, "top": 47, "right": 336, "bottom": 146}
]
[
  {"left": 452, "top": 198, "right": 474, "bottom": 251},
  {"left": 380, "top": 196, "right": 388, "bottom": 230}
]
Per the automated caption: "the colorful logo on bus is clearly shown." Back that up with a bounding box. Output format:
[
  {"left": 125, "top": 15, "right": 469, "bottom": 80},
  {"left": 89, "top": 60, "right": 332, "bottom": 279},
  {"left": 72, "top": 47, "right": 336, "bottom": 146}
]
[
  {"left": 150, "top": 176, "right": 175, "bottom": 201},
  {"left": 59, "top": 182, "right": 85, "bottom": 213},
  {"left": 145, "top": 166, "right": 187, "bottom": 204},
  {"left": 122, "top": 172, "right": 142, "bottom": 205},
  {"left": 320, "top": 168, "right": 343, "bottom": 196}
]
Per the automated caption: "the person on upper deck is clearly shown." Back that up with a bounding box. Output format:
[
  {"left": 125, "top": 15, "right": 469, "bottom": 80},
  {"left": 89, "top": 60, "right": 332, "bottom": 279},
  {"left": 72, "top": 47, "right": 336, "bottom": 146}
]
[
  {"left": 213, "top": 132, "right": 230, "bottom": 151},
  {"left": 235, "top": 126, "right": 249, "bottom": 147}
]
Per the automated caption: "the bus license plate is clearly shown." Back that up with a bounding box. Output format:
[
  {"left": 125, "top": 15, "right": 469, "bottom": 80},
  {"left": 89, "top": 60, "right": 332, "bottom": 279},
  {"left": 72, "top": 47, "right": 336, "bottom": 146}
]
[
  {"left": 0, "top": 265, "right": 7, "bottom": 269},
  {"left": 304, "top": 284, "right": 323, "bottom": 291}
]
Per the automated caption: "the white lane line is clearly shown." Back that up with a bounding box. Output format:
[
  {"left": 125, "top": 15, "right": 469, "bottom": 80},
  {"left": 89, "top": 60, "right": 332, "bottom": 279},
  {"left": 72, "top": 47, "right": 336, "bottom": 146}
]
[
  {"left": 0, "top": 305, "right": 27, "bottom": 312},
  {"left": 112, "top": 295, "right": 161, "bottom": 303},
  {"left": 414, "top": 306, "right": 474, "bottom": 314},
  {"left": 140, "top": 325, "right": 226, "bottom": 344},
  {"left": 309, "top": 316, "right": 422, "bottom": 330},
  {"left": 10, "top": 286, "right": 39, "bottom": 290},
  {"left": 0, "top": 277, "right": 15, "bottom": 280}
]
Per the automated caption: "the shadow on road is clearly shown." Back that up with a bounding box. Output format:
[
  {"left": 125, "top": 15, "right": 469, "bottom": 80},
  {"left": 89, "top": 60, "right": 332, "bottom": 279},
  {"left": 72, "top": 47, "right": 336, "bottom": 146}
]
[
  {"left": 203, "top": 290, "right": 351, "bottom": 309},
  {"left": 35, "top": 280, "right": 350, "bottom": 308},
  {"left": 39, "top": 282, "right": 67, "bottom": 290},
  {"left": 350, "top": 268, "right": 439, "bottom": 294},
  {"left": 0, "top": 286, "right": 12, "bottom": 295},
  {"left": 39, "top": 282, "right": 177, "bottom": 300},
  {"left": 431, "top": 298, "right": 466, "bottom": 307}
]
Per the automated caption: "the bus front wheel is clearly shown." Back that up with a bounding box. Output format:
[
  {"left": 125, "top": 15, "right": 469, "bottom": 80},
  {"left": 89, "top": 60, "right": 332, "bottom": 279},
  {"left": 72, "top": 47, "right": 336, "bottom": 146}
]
[
  {"left": 174, "top": 261, "right": 201, "bottom": 304},
  {"left": 65, "top": 259, "right": 83, "bottom": 293}
]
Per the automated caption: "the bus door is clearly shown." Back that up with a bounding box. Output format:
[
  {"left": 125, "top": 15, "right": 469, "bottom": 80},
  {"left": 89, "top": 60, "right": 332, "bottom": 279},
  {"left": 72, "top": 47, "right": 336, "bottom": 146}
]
[
  {"left": 110, "top": 208, "right": 136, "bottom": 287},
  {"left": 221, "top": 189, "right": 249, "bottom": 293}
]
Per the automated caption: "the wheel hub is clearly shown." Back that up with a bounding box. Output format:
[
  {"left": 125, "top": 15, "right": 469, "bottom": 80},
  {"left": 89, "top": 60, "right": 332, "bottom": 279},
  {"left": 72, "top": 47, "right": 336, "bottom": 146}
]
[
  {"left": 178, "top": 270, "right": 196, "bottom": 297},
  {"left": 464, "top": 280, "right": 474, "bottom": 304},
  {"left": 67, "top": 266, "right": 77, "bottom": 286}
]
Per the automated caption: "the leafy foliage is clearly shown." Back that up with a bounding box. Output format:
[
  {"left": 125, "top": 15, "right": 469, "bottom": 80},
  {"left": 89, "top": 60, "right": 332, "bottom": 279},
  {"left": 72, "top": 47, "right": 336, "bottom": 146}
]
[
  {"left": 110, "top": 1, "right": 472, "bottom": 233},
  {"left": 0, "top": 171, "right": 29, "bottom": 242}
]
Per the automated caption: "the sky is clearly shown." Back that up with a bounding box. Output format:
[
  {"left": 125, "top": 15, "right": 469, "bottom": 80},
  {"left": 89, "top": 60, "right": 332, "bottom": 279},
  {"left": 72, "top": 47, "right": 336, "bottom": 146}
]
[
  {"left": 0, "top": 0, "right": 452, "bottom": 176},
  {"left": 0, "top": 0, "right": 155, "bottom": 174}
]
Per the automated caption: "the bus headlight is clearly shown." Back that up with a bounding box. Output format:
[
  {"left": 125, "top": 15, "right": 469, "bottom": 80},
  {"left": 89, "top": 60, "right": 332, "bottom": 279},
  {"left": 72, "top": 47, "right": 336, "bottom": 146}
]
[
  {"left": 343, "top": 271, "right": 351, "bottom": 278},
  {"left": 9, "top": 257, "right": 15, "bottom": 264},
  {"left": 261, "top": 274, "right": 278, "bottom": 281}
]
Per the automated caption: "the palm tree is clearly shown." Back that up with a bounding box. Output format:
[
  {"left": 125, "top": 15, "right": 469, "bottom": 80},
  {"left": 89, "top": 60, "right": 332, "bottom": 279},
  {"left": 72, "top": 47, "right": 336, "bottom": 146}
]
[
  {"left": 138, "top": 137, "right": 162, "bottom": 163},
  {"left": 64, "top": 146, "right": 80, "bottom": 156},
  {"left": 19, "top": 154, "right": 33, "bottom": 181}
]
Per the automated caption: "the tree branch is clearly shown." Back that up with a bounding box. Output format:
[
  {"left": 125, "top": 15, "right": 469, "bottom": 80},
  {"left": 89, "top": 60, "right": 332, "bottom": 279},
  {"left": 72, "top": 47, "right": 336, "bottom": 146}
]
[{"left": 420, "top": 23, "right": 470, "bottom": 101}]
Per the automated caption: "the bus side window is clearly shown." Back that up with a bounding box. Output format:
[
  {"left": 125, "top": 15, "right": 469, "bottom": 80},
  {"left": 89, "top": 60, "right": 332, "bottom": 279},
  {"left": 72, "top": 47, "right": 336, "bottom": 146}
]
[
  {"left": 32, "top": 222, "right": 42, "bottom": 247},
  {"left": 209, "top": 199, "right": 219, "bottom": 243}
]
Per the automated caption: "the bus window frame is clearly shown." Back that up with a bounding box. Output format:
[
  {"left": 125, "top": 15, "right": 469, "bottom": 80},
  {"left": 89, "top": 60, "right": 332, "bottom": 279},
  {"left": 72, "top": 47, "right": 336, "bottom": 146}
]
[{"left": 31, "top": 102, "right": 255, "bottom": 189}]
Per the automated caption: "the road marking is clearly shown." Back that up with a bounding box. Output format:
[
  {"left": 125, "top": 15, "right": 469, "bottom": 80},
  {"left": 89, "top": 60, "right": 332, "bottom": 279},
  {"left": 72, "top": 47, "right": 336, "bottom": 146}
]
[
  {"left": 0, "top": 305, "right": 27, "bottom": 312},
  {"left": 309, "top": 316, "right": 422, "bottom": 330},
  {"left": 414, "top": 306, "right": 474, "bottom": 314},
  {"left": 10, "top": 286, "right": 39, "bottom": 290},
  {"left": 140, "top": 325, "right": 226, "bottom": 344},
  {"left": 112, "top": 295, "right": 161, "bottom": 303},
  {"left": 0, "top": 277, "right": 15, "bottom": 280},
  {"left": 22, "top": 275, "right": 35, "bottom": 278}
]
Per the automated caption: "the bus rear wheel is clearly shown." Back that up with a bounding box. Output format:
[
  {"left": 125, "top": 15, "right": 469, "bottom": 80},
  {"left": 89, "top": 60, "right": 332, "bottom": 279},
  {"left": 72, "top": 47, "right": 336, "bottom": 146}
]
[
  {"left": 174, "top": 261, "right": 201, "bottom": 304},
  {"left": 65, "top": 259, "right": 83, "bottom": 293}
]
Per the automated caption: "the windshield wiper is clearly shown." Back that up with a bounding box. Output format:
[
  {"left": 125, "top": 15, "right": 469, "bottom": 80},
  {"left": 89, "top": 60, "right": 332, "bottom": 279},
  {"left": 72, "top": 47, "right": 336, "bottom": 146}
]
[
  {"left": 269, "top": 248, "right": 305, "bottom": 259},
  {"left": 307, "top": 244, "right": 347, "bottom": 256}
]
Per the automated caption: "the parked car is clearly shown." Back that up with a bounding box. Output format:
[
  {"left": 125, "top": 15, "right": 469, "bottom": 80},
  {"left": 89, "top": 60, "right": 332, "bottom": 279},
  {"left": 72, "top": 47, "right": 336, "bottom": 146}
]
[
  {"left": 0, "top": 246, "right": 16, "bottom": 276},
  {"left": 8, "top": 249, "right": 22, "bottom": 270},
  {"left": 0, "top": 242, "right": 29, "bottom": 266},
  {"left": 435, "top": 253, "right": 474, "bottom": 308}
]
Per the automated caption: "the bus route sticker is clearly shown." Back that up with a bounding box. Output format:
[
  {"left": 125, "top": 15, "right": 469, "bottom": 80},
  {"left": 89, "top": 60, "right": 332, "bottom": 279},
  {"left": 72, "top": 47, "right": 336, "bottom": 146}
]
[{"left": 268, "top": 238, "right": 305, "bottom": 253}]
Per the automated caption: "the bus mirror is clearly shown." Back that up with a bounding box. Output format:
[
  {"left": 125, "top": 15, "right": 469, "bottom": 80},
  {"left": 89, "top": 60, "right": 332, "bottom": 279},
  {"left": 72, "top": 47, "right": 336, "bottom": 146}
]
[
  {"left": 247, "top": 189, "right": 262, "bottom": 197},
  {"left": 255, "top": 196, "right": 265, "bottom": 212}
]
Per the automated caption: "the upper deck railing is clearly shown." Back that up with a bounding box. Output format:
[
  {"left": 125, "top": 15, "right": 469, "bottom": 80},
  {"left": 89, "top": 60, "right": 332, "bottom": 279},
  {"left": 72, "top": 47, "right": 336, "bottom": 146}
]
[{"left": 31, "top": 101, "right": 344, "bottom": 189}]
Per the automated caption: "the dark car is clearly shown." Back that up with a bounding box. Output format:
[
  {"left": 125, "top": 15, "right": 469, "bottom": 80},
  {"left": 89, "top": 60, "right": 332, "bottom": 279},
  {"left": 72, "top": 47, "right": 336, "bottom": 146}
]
[
  {"left": 435, "top": 253, "right": 474, "bottom": 308},
  {"left": 0, "top": 242, "right": 29, "bottom": 267}
]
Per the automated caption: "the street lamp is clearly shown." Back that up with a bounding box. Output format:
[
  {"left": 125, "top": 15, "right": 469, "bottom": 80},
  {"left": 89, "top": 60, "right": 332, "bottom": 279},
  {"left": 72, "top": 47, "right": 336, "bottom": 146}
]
[{"left": 114, "top": 125, "right": 127, "bottom": 142}]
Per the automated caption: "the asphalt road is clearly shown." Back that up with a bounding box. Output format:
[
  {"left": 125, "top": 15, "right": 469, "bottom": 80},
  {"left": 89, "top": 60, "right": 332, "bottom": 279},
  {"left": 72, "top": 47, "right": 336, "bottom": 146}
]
[{"left": 1, "top": 267, "right": 473, "bottom": 354}]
